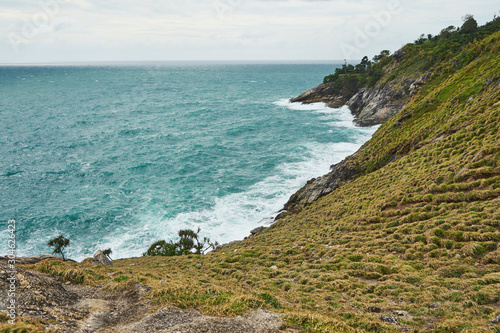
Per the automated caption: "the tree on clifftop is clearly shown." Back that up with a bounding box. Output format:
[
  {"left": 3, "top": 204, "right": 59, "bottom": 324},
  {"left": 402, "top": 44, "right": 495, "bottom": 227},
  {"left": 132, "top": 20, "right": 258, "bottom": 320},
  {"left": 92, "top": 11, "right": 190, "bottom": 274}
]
[
  {"left": 47, "top": 235, "right": 70, "bottom": 260},
  {"left": 461, "top": 14, "right": 478, "bottom": 33}
]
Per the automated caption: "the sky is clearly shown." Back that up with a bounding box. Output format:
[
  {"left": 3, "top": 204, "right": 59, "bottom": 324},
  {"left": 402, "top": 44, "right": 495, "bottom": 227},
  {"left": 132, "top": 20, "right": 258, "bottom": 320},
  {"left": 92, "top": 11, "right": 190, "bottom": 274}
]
[{"left": 0, "top": 0, "right": 498, "bottom": 64}]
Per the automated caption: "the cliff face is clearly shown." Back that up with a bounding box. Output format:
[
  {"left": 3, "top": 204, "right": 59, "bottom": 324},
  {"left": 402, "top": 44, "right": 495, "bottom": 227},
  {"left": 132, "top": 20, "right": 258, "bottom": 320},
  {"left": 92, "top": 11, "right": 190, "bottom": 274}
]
[
  {"left": 282, "top": 154, "right": 361, "bottom": 215},
  {"left": 290, "top": 83, "right": 351, "bottom": 108},
  {"left": 285, "top": 73, "right": 426, "bottom": 214},
  {"left": 290, "top": 73, "right": 428, "bottom": 127},
  {"left": 346, "top": 77, "right": 413, "bottom": 126}
]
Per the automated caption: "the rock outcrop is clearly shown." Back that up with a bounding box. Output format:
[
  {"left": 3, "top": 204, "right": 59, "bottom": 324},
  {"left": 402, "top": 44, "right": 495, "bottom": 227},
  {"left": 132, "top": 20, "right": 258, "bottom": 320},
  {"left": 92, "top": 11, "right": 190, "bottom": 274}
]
[
  {"left": 346, "top": 77, "right": 415, "bottom": 126},
  {"left": 92, "top": 250, "right": 113, "bottom": 267},
  {"left": 290, "top": 83, "right": 352, "bottom": 108},
  {"left": 282, "top": 153, "right": 361, "bottom": 215},
  {"left": 290, "top": 75, "right": 425, "bottom": 127}
]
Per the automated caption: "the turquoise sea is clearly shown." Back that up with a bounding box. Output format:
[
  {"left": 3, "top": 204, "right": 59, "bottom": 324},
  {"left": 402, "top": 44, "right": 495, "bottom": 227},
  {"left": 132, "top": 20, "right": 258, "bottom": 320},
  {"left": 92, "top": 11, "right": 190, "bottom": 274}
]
[{"left": 0, "top": 62, "right": 378, "bottom": 260}]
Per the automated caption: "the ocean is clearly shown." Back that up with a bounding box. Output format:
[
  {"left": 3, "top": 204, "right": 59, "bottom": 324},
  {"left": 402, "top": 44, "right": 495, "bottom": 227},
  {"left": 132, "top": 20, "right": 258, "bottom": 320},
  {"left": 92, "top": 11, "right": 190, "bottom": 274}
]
[{"left": 0, "top": 62, "right": 378, "bottom": 261}]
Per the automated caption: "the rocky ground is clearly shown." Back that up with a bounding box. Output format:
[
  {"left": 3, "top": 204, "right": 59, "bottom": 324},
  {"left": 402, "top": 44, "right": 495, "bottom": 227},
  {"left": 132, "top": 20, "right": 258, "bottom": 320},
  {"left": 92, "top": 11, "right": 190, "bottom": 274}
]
[{"left": 0, "top": 257, "right": 298, "bottom": 332}]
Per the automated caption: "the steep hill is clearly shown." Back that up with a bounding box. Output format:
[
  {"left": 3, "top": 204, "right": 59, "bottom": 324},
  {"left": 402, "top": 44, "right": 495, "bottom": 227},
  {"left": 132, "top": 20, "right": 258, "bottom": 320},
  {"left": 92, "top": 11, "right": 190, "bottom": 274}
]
[{"left": 3, "top": 19, "right": 500, "bottom": 333}]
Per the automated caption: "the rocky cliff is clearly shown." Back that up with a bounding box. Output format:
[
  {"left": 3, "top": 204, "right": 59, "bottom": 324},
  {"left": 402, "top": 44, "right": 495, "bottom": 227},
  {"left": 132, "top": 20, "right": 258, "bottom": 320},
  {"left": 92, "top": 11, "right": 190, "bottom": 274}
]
[
  {"left": 284, "top": 54, "right": 435, "bottom": 214},
  {"left": 282, "top": 153, "right": 361, "bottom": 215},
  {"left": 290, "top": 71, "right": 431, "bottom": 127}
]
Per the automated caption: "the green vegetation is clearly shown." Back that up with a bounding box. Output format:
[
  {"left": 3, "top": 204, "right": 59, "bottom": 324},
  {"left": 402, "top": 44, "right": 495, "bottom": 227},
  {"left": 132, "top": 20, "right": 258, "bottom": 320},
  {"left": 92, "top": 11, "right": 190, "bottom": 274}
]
[
  {"left": 144, "top": 228, "right": 219, "bottom": 256},
  {"left": 47, "top": 235, "right": 70, "bottom": 260},
  {"left": 323, "top": 15, "right": 500, "bottom": 98}
]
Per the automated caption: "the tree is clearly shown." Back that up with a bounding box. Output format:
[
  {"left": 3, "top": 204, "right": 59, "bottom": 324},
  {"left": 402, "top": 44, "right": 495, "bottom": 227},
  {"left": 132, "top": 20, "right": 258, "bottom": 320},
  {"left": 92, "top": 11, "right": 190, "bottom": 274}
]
[
  {"left": 47, "top": 235, "right": 70, "bottom": 260},
  {"left": 439, "top": 25, "right": 456, "bottom": 40},
  {"left": 144, "top": 240, "right": 179, "bottom": 256},
  {"left": 143, "top": 228, "right": 219, "bottom": 257},
  {"left": 373, "top": 50, "right": 390, "bottom": 62},
  {"left": 461, "top": 14, "right": 478, "bottom": 33},
  {"left": 103, "top": 248, "right": 112, "bottom": 260},
  {"left": 178, "top": 228, "right": 198, "bottom": 253}
]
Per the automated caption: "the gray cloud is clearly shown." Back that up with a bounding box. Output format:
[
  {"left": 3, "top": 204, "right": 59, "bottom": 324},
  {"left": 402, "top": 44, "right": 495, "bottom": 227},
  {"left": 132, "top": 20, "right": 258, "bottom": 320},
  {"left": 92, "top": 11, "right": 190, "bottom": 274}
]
[{"left": 0, "top": 0, "right": 498, "bottom": 63}]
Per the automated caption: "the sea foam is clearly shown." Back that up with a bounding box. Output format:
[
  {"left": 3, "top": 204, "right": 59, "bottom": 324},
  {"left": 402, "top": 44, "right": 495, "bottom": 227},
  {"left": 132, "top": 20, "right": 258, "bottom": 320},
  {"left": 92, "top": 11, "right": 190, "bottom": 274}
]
[{"left": 98, "top": 100, "right": 377, "bottom": 260}]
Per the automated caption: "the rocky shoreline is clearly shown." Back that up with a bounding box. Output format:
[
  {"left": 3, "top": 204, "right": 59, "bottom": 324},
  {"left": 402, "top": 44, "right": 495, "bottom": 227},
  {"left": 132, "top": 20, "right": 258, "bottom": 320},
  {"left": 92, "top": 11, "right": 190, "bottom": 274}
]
[
  {"left": 279, "top": 68, "right": 432, "bottom": 215},
  {"left": 290, "top": 71, "right": 431, "bottom": 127}
]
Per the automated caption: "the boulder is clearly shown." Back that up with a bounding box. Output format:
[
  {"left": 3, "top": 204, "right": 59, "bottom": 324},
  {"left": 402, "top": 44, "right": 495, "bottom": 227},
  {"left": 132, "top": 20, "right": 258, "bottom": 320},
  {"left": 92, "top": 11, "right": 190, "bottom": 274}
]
[{"left": 92, "top": 250, "right": 113, "bottom": 266}]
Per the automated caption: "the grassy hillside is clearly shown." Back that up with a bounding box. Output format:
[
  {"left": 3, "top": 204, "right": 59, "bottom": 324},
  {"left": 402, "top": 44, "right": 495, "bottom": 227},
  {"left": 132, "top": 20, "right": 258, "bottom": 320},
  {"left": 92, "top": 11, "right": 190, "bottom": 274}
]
[{"left": 6, "top": 24, "right": 500, "bottom": 333}]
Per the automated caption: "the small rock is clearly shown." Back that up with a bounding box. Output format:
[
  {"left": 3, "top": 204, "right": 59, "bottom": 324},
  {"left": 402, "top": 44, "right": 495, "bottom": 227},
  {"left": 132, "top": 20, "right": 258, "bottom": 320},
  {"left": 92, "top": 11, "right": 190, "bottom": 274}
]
[
  {"left": 428, "top": 302, "right": 441, "bottom": 308},
  {"left": 196, "top": 263, "right": 202, "bottom": 268},
  {"left": 271, "top": 249, "right": 281, "bottom": 255},
  {"left": 491, "top": 314, "right": 500, "bottom": 325},
  {"left": 393, "top": 310, "right": 407, "bottom": 316},
  {"left": 270, "top": 265, "right": 278, "bottom": 270},
  {"left": 368, "top": 306, "right": 382, "bottom": 313},
  {"left": 253, "top": 267, "right": 259, "bottom": 271},
  {"left": 380, "top": 315, "right": 398, "bottom": 324},
  {"left": 65, "top": 281, "right": 71, "bottom": 285},
  {"left": 159, "top": 280, "right": 167, "bottom": 284}
]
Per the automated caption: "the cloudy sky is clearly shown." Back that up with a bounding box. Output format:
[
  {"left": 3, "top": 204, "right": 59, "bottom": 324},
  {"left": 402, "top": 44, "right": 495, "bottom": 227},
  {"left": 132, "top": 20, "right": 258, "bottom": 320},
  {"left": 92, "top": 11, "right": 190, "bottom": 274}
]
[{"left": 1, "top": 0, "right": 498, "bottom": 64}]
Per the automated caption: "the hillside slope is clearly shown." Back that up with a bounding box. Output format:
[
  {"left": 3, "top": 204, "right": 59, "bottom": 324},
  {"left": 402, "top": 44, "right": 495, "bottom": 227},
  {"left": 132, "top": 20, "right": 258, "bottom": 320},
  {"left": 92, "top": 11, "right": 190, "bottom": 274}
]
[{"left": 3, "top": 24, "right": 500, "bottom": 333}]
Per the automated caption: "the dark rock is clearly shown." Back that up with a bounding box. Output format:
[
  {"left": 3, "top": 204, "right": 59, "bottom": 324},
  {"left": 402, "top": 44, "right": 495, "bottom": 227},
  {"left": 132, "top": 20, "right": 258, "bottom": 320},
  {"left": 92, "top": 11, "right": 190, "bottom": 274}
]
[
  {"left": 281, "top": 153, "right": 362, "bottom": 215},
  {"left": 92, "top": 250, "right": 113, "bottom": 266},
  {"left": 290, "top": 83, "right": 352, "bottom": 108},
  {"left": 380, "top": 314, "right": 398, "bottom": 324},
  {"left": 347, "top": 77, "right": 415, "bottom": 127},
  {"left": 393, "top": 48, "right": 406, "bottom": 61},
  {"left": 409, "top": 72, "right": 433, "bottom": 96},
  {"left": 368, "top": 306, "right": 382, "bottom": 313},
  {"left": 250, "top": 226, "right": 265, "bottom": 236},
  {"left": 395, "top": 112, "right": 412, "bottom": 127}
]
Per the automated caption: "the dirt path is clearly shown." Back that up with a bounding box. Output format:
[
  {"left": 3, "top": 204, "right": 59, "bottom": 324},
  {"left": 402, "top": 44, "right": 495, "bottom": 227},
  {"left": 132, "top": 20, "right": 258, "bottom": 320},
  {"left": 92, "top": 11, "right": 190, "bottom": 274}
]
[{"left": 0, "top": 260, "right": 298, "bottom": 332}]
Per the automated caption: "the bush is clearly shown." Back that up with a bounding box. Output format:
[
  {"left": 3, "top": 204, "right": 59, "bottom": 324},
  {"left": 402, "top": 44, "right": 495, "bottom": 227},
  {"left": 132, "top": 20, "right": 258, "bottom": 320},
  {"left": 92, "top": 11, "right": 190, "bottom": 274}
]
[
  {"left": 145, "top": 240, "right": 179, "bottom": 256},
  {"left": 144, "top": 228, "right": 219, "bottom": 257}
]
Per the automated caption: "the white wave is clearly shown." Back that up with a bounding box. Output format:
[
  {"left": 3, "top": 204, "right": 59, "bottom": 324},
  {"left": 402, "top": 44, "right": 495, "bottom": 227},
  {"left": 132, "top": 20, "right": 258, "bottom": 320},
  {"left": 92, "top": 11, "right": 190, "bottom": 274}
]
[
  {"left": 97, "top": 141, "right": 374, "bottom": 260},
  {"left": 274, "top": 98, "right": 331, "bottom": 111},
  {"left": 89, "top": 100, "right": 379, "bottom": 260}
]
